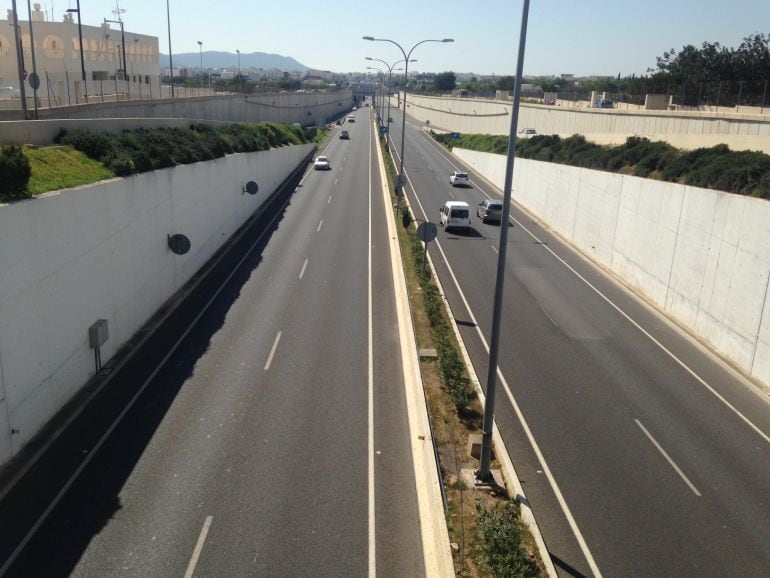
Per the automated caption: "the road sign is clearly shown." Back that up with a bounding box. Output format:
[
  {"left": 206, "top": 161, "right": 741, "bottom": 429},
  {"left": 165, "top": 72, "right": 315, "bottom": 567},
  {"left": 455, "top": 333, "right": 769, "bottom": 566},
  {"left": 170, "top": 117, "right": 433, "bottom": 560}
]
[
  {"left": 451, "top": 132, "right": 461, "bottom": 139},
  {"left": 416, "top": 222, "right": 438, "bottom": 243},
  {"left": 28, "top": 72, "right": 40, "bottom": 90},
  {"left": 379, "top": 126, "right": 389, "bottom": 134}
]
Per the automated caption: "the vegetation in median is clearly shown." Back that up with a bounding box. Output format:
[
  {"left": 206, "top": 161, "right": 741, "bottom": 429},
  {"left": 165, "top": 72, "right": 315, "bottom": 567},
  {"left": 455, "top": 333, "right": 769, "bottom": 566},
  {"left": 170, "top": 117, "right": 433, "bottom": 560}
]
[
  {"left": 432, "top": 132, "right": 770, "bottom": 199},
  {"left": 0, "top": 144, "right": 31, "bottom": 199},
  {"left": 379, "top": 134, "right": 541, "bottom": 577}
]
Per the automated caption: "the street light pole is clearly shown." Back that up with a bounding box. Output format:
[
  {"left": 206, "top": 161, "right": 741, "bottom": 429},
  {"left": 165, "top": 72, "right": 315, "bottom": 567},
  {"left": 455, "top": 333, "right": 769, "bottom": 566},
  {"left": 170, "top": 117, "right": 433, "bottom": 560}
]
[
  {"left": 366, "top": 57, "right": 415, "bottom": 133},
  {"left": 26, "top": 0, "right": 39, "bottom": 118},
  {"left": 363, "top": 36, "right": 454, "bottom": 210},
  {"left": 67, "top": 0, "right": 88, "bottom": 102},
  {"left": 477, "top": 0, "right": 531, "bottom": 484},
  {"left": 366, "top": 66, "right": 384, "bottom": 121},
  {"left": 197, "top": 40, "right": 203, "bottom": 95},
  {"left": 104, "top": 19, "right": 126, "bottom": 80},
  {"left": 166, "top": 0, "right": 174, "bottom": 98},
  {"left": 10, "top": 0, "right": 28, "bottom": 118},
  {"left": 236, "top": 49, "right": 242, "bottom": 93}
]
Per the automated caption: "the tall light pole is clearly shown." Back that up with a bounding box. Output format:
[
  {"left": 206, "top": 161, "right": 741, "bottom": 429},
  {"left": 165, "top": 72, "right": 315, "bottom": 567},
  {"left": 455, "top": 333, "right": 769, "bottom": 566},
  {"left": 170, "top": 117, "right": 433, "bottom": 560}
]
[
  {"left": 197, "top": 40, "right": 203, "bottom": 95},
  {"left": 236, "top": 49, "right": 242, "bottom": 93},
  {"left": 104, "top": 19, "right": 126, "bottom": 80},
  {"left": 10, "top": 0, "right": 28, "bottom": 118},
  {"left": 363, "top": 36, "right": 453, "bottom": 210},
  {"left": 66, "top": 1, "right": 88, "bottom": 102},
  {"left": 366, "top": 66, "right": 384, "bottom": 121},
  {"left": 366, "top": 57, "right": 413, "bottom": 131},
  {"left": 166, "top": 0, "right": 174, "bottom": 98},
  {"left": 26, "top": 0, "right": 39, "bottom": 118},
  {"left": 477, "top": 0, "right": 531, "bottom": 484}
]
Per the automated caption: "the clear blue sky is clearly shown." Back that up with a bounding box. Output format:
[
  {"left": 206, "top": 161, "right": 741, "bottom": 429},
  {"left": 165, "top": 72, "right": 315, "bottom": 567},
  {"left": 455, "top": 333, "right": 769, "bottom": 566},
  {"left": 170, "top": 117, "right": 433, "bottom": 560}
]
[{"left": 9, "top": 0, "right": 770, "bottom": 76}]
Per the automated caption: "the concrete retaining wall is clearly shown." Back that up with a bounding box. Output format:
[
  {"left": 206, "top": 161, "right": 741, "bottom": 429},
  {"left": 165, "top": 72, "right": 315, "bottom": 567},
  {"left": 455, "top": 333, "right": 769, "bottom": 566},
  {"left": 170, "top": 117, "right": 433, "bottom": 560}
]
[
  {"left": 454, "top": 148, "right": 770, "bottom": 388},
  {"left": 0, "top": 143, "right": 314, "bottom": 466},
  {"left": 396, "top": 94, "right": 770, "bottom": 152}
]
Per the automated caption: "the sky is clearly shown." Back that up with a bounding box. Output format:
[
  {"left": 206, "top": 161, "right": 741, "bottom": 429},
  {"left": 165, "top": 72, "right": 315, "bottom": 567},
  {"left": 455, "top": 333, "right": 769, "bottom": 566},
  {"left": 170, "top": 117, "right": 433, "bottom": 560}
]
[{"left": 6, "top": 0, "right": 770, "bottom": 76}]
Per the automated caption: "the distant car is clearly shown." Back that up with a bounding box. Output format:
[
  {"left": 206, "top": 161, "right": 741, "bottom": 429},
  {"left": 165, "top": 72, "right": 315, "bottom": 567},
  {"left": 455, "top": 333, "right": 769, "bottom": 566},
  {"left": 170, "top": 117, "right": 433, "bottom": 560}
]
[
  {"left": 449, "top": 171, "right": 470, "bottom": 187},
  {"left": 335, "top": 119, "right": 342, "bottom": 125},
  {"left": 519, "top": 128, "right": 537, "bottom": 134},
  {"left": 596, "top": 99, "right": 614, "bottom": 108},
  {"left": 347, "top": 115, "right": 356, "bottom": 122},
  {"left": 339, "top": 130, "right": 350, "bottom": 140},
  {"left": 364, "top": 102, "right": 370, "bottom": 107},
  {"left": 477, "top": 200, "right": 504, "bottom": 223},
  {"left": 314, "top": 155, "right": 331, "bottom": 170}
]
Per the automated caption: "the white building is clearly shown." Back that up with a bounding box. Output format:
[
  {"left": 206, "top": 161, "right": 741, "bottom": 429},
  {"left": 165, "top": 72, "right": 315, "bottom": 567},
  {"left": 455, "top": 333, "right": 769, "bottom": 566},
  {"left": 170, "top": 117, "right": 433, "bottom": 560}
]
[{"left": 0, "top": 4, "right": 160, "bottom": 105}]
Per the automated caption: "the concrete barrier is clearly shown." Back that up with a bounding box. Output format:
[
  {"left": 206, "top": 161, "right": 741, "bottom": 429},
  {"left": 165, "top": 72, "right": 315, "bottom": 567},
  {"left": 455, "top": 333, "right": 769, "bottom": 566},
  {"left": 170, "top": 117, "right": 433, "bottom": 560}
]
[
  {"left": 0, "top": 143, "right": 314, "bottom": 467},
  {"left": 454, "top": 148, "right": 770, "bottom": 389}
]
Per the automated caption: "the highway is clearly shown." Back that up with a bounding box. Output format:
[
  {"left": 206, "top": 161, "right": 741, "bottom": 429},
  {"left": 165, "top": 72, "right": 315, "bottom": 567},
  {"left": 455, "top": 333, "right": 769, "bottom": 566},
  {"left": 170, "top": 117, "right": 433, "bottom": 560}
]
[
  {"left": 0, "top": 107, "right": 428, "bottom": 577},
  {"left": 386, "top": 106, "right": 770, "bottom": 577}
]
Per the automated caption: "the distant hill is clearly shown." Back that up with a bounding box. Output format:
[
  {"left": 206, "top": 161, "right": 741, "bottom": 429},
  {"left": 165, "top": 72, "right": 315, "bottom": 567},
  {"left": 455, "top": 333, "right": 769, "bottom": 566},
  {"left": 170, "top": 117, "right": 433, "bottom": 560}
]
[{"left": 161, "top": 51, "right": 308, "bottom": 72}]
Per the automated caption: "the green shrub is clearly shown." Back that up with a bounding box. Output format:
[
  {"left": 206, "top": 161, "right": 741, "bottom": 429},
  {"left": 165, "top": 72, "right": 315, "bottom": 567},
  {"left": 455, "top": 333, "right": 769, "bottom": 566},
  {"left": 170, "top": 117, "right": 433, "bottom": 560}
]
[
  {"left": 0, "top": 145, "right": 32, "bottom": 197},
  {"left": 476, "top": 501, "right": 538, "bottom": 578}
]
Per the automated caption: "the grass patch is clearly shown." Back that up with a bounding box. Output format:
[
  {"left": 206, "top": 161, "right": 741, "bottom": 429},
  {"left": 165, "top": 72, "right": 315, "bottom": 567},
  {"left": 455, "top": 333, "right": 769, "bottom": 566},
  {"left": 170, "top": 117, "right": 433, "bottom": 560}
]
[
  {"left": 25, "top": 146, "right": 114, "bottom": 195},
  {"left": 379, "top": 135, "right": 543, "bottom": 577}
]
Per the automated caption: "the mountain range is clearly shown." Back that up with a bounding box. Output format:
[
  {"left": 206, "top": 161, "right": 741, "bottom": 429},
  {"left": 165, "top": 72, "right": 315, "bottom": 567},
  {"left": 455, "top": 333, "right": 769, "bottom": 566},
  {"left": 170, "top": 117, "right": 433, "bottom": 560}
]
[{"left": 161, "top": 51, "right": 308, "bottom": 72}]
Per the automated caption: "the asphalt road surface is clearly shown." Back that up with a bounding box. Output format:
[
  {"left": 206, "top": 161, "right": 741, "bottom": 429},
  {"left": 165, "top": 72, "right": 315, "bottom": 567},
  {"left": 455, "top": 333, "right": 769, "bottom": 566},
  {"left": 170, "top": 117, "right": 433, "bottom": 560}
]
[
  {"left": 386, "top": 107, "right": 770, "bottom": 577},
  {"left": 0, "top": 108, "right": 427, "bottom": 577}
]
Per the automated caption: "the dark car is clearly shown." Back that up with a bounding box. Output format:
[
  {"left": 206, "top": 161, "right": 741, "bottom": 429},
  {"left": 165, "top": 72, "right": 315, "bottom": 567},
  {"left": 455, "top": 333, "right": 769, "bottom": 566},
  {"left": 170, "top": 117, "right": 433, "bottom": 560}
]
[
  {"left": 477, "top": 199, "right": 504, "bottom": 223},
  {"left": 339, "top": 130, "right": 350, "bottom": 140}
]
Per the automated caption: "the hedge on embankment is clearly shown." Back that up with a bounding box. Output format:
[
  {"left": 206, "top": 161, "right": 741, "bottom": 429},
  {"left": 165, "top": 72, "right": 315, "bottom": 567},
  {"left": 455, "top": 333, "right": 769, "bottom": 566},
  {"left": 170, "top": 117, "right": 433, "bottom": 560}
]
[
  {"left": 55, "top": 122, "right": 309, "bottom": 176},
  {"left": 432, "top": 132, "right": 770, "bottom": 199}
]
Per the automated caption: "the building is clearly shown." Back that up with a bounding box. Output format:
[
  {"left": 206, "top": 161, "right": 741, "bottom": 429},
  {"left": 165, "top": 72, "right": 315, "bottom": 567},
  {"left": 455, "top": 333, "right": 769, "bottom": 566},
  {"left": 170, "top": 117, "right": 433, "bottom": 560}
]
[{"left": 0, "top": 4, "right": 160, "bottom": 105}]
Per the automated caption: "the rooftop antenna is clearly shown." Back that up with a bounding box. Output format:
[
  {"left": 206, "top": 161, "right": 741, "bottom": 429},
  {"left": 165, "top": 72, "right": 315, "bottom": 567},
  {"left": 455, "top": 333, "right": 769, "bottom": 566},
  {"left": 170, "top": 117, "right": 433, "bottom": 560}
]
[{"left": 112, "top": 0, "right": 125, "bottom": 22}]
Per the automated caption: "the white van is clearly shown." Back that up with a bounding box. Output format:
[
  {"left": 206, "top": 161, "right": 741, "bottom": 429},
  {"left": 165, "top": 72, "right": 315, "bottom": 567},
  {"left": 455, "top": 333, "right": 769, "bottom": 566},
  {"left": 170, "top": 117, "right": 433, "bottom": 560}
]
[{"left": 439, "top": 201, "right": 471, "bottom": 231}]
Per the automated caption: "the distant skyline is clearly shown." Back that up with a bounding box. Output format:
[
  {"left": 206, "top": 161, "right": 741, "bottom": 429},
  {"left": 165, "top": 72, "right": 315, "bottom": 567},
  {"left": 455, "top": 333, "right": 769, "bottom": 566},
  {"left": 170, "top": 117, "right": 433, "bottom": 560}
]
[{"left": 6, "top": 1, "right": 770, "bottom": 76}]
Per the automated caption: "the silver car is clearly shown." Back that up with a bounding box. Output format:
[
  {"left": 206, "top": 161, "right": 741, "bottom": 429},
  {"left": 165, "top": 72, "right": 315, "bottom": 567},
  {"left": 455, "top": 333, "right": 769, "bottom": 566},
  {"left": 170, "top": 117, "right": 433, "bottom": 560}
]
[{"left": 477, "top": 200, "right": 503, "bottom": 223}]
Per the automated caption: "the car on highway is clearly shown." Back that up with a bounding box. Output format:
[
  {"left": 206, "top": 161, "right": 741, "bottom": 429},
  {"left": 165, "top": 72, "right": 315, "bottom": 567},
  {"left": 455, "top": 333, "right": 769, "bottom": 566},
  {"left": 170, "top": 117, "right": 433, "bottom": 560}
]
[
  {"left": 449, "top": 171, "right": 470, "bottom": 187},
  {"left": 477, "top": 200, "right": 504, "bottom": 223},
  {"left": 347, "top": 115, "right": 356, "bottom": 122},
  {"left": 313, "top": 155, "right": 331, "bottom": 170},
  {"left": 339, "top": 130, "right": 350, "bottom": 140},
  {"left": 439, "top": 201, "right": 472, "bottom": 231},
  {"left": 596, "top": 99, "right": 614, "bottom": 108},
  {"left": 519, "top": 128, "right": 537, "bottom": 135}
]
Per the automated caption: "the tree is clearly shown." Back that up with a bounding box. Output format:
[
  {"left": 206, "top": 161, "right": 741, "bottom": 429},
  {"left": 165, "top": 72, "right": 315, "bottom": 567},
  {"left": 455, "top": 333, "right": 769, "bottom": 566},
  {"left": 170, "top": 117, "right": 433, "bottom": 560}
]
[
  {"left": 434, "top": 71, "right": 456, "bottom": 92},
  {"left": 496, "top": 75, "right": 516, "bottom": 91}
]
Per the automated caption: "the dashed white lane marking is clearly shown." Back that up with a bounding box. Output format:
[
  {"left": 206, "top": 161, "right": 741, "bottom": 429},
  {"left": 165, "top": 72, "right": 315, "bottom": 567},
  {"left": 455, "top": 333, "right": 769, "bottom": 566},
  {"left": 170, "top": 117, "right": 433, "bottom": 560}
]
[
  {"left": 264, "top": 331, "right": 282, "bottom": 371},
  {"left": 328, "top": 194, "right": 332, "bottom": 204},
  {"left": 635, "top": 419, "right": 702, "bottom": 497},
  {"left": 490, "top": 244, "right": 498, "bottom": 254},
  {"left": 183, "top": 515, "right": 213, "bottom": 578},
  {"left": 334, "top": 178, "right": 338, "bottom": 185},
  {"left": 317, "top": 220, "right": 323, "bottom": 233},
  {"left": 299, "top": 258, "right": 309, "bottom": 279}
]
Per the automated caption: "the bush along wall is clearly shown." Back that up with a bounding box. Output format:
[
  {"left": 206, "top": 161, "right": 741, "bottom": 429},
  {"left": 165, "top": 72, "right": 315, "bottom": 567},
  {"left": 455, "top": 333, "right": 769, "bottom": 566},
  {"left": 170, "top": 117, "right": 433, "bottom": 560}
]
[
  {"left": 432, "top": 132, "right": 770, "bottom": 199},
  {"left": 55, "top": 123, "right": 309, "bottom": 177},
  {"left": 0, "top": 144, "right": 32, "bottom": 198}
]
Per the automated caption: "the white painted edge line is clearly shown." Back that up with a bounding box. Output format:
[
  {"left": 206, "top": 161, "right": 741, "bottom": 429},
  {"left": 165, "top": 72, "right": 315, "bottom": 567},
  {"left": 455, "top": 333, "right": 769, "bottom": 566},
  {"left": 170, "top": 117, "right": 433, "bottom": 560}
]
[
  {"left": 367, "top": 122, "right": 377, "bottom": 578},
  {"left": 0, "top": 163, "right": 307, "bottom": 576},
  {"left": 316, "top": 220, "right": 324, "bottom": 233},
  {"left": 634, "top": 419, "right": 702, "bottom": 497},
  {"left": 374, "top": 122, "right": 454, "bottom": 577},
  {"left": 394, "top": 137, "right": 598, "bottom": 576},
  {"left": 299, "top": 258, "right": 309, "bottom": 280},
  {"left": 264, "top": 331, "right": 282, "bottom": 372},
  {"left": 183, "top": 515, "right": 214, "bottom": 578},
  {"left": 426, "top": 133, "right": 770, "bottom": 445}
]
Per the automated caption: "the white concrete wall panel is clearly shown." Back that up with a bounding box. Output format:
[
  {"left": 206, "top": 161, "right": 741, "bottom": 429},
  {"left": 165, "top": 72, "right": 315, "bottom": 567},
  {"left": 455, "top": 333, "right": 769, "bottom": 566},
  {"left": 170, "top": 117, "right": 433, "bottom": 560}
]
[
  {"left": 453, "top": 147, "right": 770, "bottom": 388},
  {"left": 0, "top": 143, "right": 313, "bottom": 466}
]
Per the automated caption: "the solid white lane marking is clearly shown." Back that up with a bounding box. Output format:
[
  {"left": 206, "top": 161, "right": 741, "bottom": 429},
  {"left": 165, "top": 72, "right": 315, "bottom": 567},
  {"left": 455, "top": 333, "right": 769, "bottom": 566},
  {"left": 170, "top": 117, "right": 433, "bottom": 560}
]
[
  {"left": 635, "top": 419, "right": 702, "bottom": 497},
  {"left": 317, "top": 220, "right": 323, "bottom": 233},
  {"left": 393, "top": 139, "right": 604, "bottom": 578},
  {"left": 328, "top": 194, "right": 332, "bottom": 205},
  {"left": 264, "top": 331, "right": 282, "bottom": 371},
  {"left": 299, "top": 258, "right": 309, "bottom": 279},
  {"left": 367, "top": 113, "right": 376, "bottom": 578},
  {"left": 183, "top": 515, "right": 213, "bottom": 578},
  {"left": 412, "top": 123, "right": 770, "bottom": 446},
  {"left": 490, "top": 244, "right": 498, "bottom": 254}
]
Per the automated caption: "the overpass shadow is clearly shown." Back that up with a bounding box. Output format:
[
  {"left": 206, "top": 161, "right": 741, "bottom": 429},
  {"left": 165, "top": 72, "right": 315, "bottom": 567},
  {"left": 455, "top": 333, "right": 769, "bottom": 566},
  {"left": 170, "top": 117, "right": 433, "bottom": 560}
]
[{"left": 0, "top": 161, "right": 310, "bottom": 576}]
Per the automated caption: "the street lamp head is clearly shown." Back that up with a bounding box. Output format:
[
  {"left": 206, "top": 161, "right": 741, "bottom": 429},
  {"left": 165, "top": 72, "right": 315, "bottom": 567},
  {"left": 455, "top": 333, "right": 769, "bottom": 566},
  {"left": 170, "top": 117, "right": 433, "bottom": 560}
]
[
  {"left": 365, "top": 57, "right": 373, "bottom": 60},
  {"left": 362, "top": 36, "right": 374, "bottom": 41},
  {"left": 66, "top": 7, "right": 78, "bottom": 12},
  {"left": 197, "top": 40, "right": 203, "bottom": 46},
  {"left": 236, "top": 49, "right": 240, "bottom": 54},
  {"left": 442, "top": 38, "right": 454, "bottom": 43}
]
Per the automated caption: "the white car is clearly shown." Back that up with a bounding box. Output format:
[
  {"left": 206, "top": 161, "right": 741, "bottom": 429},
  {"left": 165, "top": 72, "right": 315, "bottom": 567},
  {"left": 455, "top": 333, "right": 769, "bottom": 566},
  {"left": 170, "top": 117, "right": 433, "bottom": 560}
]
[
  {"left": 314, "top": 155, "right": 331, "bottom": 170},
  {"left": 439, "top": 201, "right": 472, "bottom": 231},
  {"left": 347, "top": 115, "right": 356, "bottom": 123},
  {"left": 449, "top": 171, "right": 470, "bottom": 187}
]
